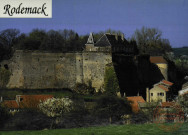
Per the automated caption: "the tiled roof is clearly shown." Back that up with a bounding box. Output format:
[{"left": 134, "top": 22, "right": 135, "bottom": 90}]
[
  {"left": 3, "top": 95, "right": 53, "bottom": 109},
  {"left": 127, "top": 96, "right": 145, "bottom": 113},
  {"left": 157, "top": 85, "right": 169, "bottom": 92},
  {"left": 150, "top": 56, "right": 167, "bottom": 64},
  {"left": 161, "top": 102, "right": 175, "bottom": 107},
  {"left": 162, "top": 80, "right": 173, "bottom": 86},
  {"left": 17, "top": 95, "right": 53, "bottom": 108},
  {"left": 2, "top": 100, "right": 19, "bottom": 109}
]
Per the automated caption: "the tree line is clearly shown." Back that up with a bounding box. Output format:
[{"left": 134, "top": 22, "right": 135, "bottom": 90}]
[
  {"left": 0, "top": 27, "right": 172, "bottom": 62},
  {"left": 0, "top": 29, "right": 89, "bottom": 61}
]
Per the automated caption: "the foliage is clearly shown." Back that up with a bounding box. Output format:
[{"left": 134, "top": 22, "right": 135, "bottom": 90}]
[
  {"left": 94, "top": 94, "right": 132, "bottom": 123},
  {"left": 132, "top": 26, "right": 172, "bottom": 55},
  {"left": 104, "top": 64, "right": 120, "bottom": 94},
  {"left": 0, "top": 67, "right": 11, "bottom": 88},
  {"left": 140, "top": 102, "right": 160, "bottom": 122},
  {"left": 15, "top": 29, "right": 85, "bottom": 52},
  {"left": 38, "top": 98, "right": 73, "bottom": 117},
  {"left": 3, "top": 110, "right": 53, "bottom": 130},
  {"left": 0, "top": 104, "right": 10, "bottom": 127},
  {"left": 0, "top": 29, "right": 20, "bottom": 61},
  {"left": 74, "top": 82, "right": 95, "bottom": 95},
  {"left": 173, "top": 47, "right": 188, "bottom": 56},
  {"left": 177, "top": 95, "right": 188, "bottom": 117},
  {"left": 174, "top": 58, "right": 188, "bottom": 74},
  {"left": 131, "top": 112, "right": 149, "bottom": 124}
]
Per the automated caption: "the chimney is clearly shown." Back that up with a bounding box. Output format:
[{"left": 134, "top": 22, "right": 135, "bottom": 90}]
[
  {"left": 121, "top": 34, "right": 124, "bottom": 41},
  {"left": 146, "top": 88, "right": 150, "bottom": 102}
]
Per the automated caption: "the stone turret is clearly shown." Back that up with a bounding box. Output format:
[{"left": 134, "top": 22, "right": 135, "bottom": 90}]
[
  {"left": 85, "top": 33, "right": 96, "bottom": 51},
  {"left": 86, "top": 32, "right": 94, "bottom": 44}
]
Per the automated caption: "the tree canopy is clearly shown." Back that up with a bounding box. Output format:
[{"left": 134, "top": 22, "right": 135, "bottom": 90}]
[
  {"left": 0, "top": 29, "right": 20, "bottom": 61},
  {"left": 132, "top": 27, "right": 172, "bottom": 55}
]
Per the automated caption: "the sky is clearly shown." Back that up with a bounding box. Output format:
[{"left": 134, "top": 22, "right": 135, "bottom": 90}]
[{"left": 0, "top": 0, "right": 188, "bottom": 47}]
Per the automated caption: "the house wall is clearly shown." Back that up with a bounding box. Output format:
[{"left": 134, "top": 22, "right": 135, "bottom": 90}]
[
  {"left": 156, "top": 63, "right": 168, "bottom": 80},
  {"left": 150, "top": 86, "right": 166, "bottom": 102},
  {"left": 0, "top": 50, "right": 112, "bottom": 91}
]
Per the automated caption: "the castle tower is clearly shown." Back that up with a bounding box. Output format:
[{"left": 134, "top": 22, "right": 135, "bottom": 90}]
[
  {"left": 86, "top": 32, "right": 94, "bottom": 44},
  {"left": 85, "top": 33, "right": 95, "bottom": 51}
]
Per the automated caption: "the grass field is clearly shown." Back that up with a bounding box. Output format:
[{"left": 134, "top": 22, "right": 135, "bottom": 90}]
[{"left": 1, "top": 123, "right": 188, "bottom": 135}]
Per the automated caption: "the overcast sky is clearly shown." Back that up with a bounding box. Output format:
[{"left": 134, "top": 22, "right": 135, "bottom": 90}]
[{"left": 0, "top": 0, "right": 188, "bottom": 47}]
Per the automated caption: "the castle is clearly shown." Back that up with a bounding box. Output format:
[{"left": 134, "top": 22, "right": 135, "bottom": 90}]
[{"left": 0, "top": 33, "right": 167, "bottom": 93}]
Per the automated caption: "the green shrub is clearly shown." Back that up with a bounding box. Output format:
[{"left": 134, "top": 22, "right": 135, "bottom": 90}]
[
  {"left": 131, "top": 112, "right": 149, "bottom": 124},
  {"left": 3, "top": 110, "right": 53, "bottom": 130},
  {"left": 0, "top": 104, "right": 10, "bottom": 128},
  {"left": 74, "top": 82, "right": 95, "bottom": 95},
  {"left": 104, "top": 64, "right": 120, "bottom": 94},
  {"left": 177, "top": 94, "right": 188, "bottom": 119},
  {"left": 94, "top": 94, "right": 132, "bottom": 123}
]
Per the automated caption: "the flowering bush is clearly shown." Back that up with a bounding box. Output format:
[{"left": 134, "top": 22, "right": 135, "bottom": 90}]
[
  {"left": 38, "top": 98, "right": 73, "bottom": 117},
  {"left": 177, "top": 95, "right": 188, "bottom": 118}
]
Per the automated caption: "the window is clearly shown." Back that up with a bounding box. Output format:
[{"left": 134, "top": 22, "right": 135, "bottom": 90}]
[
  {"left": 160, "top": 93, "right": 164, "bottom": 96},
  {"left": 151, "top": 93, "right": 153, "bottom": 96},
  {"left": 157, "top": 93, "right": 160, "bottom": 96}
]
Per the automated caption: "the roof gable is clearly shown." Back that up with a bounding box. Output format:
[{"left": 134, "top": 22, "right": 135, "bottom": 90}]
[{"left": 95, "top": 34, "right": 111, "bottom": 47}]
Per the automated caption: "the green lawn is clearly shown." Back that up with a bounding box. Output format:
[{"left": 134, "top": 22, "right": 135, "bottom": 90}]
[{"left": 1, "top": 123, "right": 188, "bottom": 135}]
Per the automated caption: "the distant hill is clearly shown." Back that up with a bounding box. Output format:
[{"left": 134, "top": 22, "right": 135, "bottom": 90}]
[{"left": 173, "top": 47, "right": 188, "bottom": 56}]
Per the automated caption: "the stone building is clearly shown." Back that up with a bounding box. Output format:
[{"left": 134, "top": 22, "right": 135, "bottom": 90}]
[
  {"left": 85, "top": 33, "right": 137, "bottom": 54},
  {"left": 146, "top": 80, "right": 173, "bottom": 102},
  {"left": 150, "top": 56, "right": 168, "bottom": 80},
  {"left": 0, "top": 32, "right": 137, "bottom": 92}
]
